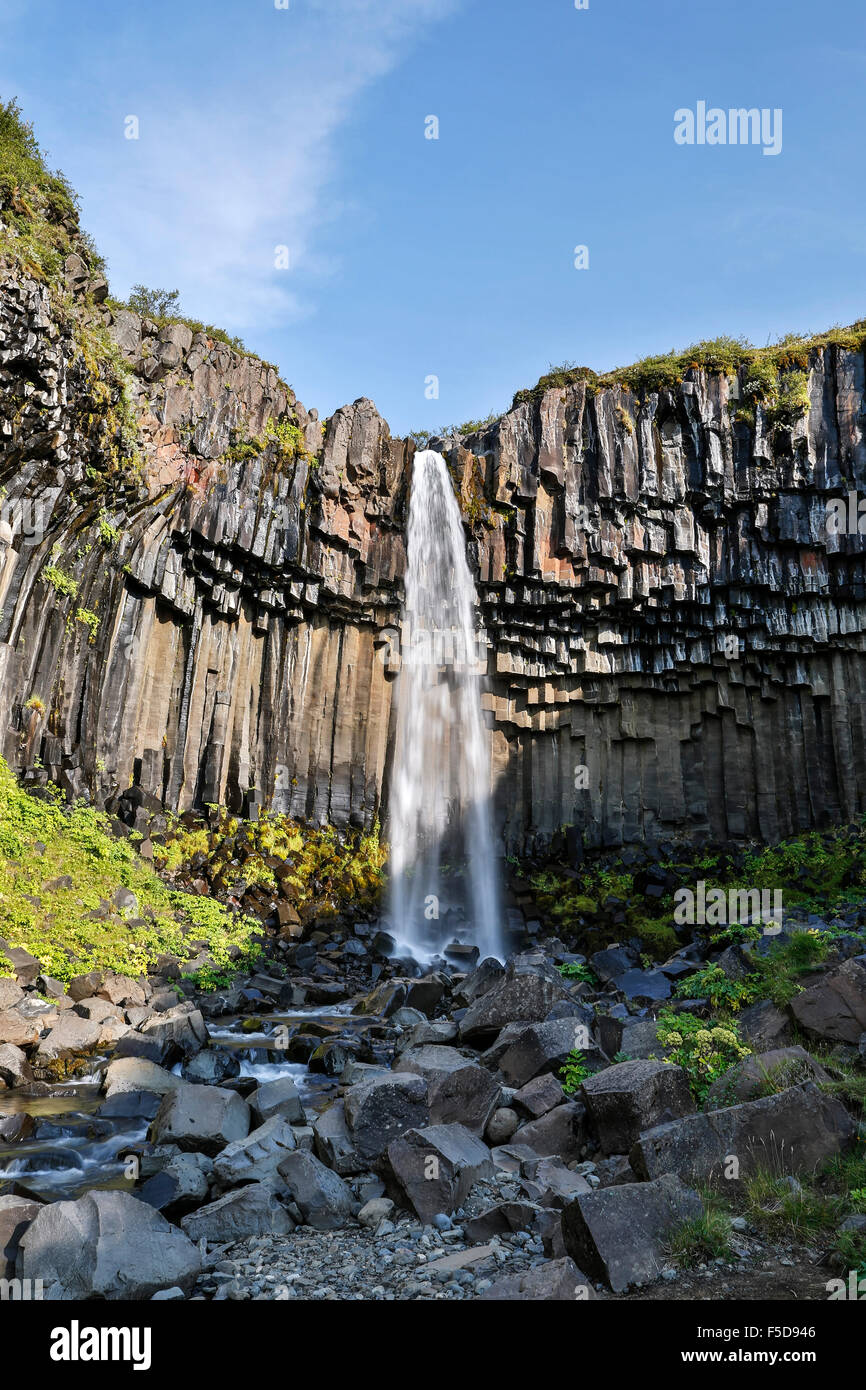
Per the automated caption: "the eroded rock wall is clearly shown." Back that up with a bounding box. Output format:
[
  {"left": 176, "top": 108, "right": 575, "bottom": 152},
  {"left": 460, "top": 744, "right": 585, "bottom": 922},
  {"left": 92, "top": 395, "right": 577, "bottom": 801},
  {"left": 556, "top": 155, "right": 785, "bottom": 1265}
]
[{"left": 1, "top": 264, "right": 865, "bottom": 853}]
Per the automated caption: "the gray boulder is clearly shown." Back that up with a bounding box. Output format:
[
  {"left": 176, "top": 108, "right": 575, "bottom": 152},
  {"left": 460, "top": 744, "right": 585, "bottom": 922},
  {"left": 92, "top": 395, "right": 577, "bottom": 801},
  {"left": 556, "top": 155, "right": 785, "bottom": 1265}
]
[
  {"left": 499, "top": 1018, "right": 605, "bottom": 1088},
  {"left": 249, "top": 1075, "right": 305, "bottom": 1127},
  {"left": 150, "top": 1081, "right": 250, "bottom": 1155},
  {"left": 386, "top": 1122, "right": 493, "bottom": 1223},
  {"left": 277, "top": 1150, "right": 359, "bottom": 1230},
  {"left": 459, "top": 954, "right": 573, "bottom": 1041},
  {"left": 0, "top": 1195, "right": 42, "bottom": 1276},
  {"left": 139, "top": 1004, "right": 208, "bottom": 1059},
  {"left": 312, "top": 1100, "right": 365, "bottom": 1175},
  {"left": 513, "top": 1100, "right": 586, "bottom": 1161},
  {"left": 394, "top": 1045, "right": 500, "bottom": 1135},
  {"left": 580, "top": 1059, "right": 695, "bottom": 1154},
  {"left": 18, "top": 1190, "right": 201, "bottom": 1299},
  {"left": 104, "top": 1056, "right": 182, "bottom": 1097},
  {"left": 631, "top": 1083, "right": 856, "bottom": 1185},
  {"left": 343, "top": 1072, "right": 429, "bottom": 1162},
  {"left": 181, "top": 1183, "right": 293, "bottom": 1241},
  {"left": 0, "top": 1042, "right": 32, "bottom": 1087},
  {"left": 562, "top": 1174, "right": 703, "bottom": 1291},
  {"left": 789, "top": 957, "right": 866, "bottom": 1044},
  {"left": 213, "top": 1115, "right": 297, "bottom": 1186}
]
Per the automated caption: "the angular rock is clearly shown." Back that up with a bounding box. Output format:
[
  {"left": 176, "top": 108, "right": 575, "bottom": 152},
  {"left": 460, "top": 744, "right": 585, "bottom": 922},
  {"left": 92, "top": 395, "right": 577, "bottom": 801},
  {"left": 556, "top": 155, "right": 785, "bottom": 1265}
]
[
  {"left": 312, "top": 1100, "right": 364, "bottom": 1176},
  {"left": 150, "top": 1081, "right": 250, "bottom": 1155},
  {"left": 18, "top": 1190, "right": 201, "bottom": 1299},
  {"left": 706, "top": 1046, "right": 830, "bottom": 1107},
  {"left": 0, "top": 1042, "right": 32, "bottom": 1087},
  {"left": 580, "top": 1059, "right": 695, "bottom": 1155},
  {"left": 561, "top": 1174, "right": 703, "bottom": 1291},
  {"left": 394, "top": 1045, "right": 500, "bottom": 1135},
  {"left": 512, "top": 1072, "right": 565, "bottom": 1119},
  {"left": 631, "top": 1083, "right": 856, "bottom": 1185},
  {"left": 104, "top": 1056, "right": 183, "bottom": 1097},
  {"left": 276, "top": 1150, "right": 359, "bottom": 1230},
  {"left": 181, "top": 1183, "right": 293, "bottom": 1242},
  {"left": 789, "top": 957, "right": 866, "bottom": 1044},
  {"left": 213, "top": 1115, "right": 297, "bottom": 1186},
  {"left": 459, "top": 954, "right": 573, "bottom": 1041},
  {"left": 499, "top": 1018, "right": 604, "bottom": 1088},
  {"left": 0, "top": 1195, "right": 42, "bottom": 1277},
  {"left": 249, "top": 1075, "right": 305, "bottom": 1127},
  {"left": 512, "top": 1100, "right": 586, "bottom": 1161},
  {"left": 343, "top": 1072, "right": 429, "bottom": 1162},
  {"left": 386, "top": 1122, "right": 493, "bottom": 1223}
]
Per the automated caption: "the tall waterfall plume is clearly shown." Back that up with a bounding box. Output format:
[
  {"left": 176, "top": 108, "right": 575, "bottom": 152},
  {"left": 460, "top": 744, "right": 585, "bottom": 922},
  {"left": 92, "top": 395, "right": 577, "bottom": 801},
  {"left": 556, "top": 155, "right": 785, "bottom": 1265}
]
[{"left": 387, "top": 449, "right": 502, "bottom": 962}]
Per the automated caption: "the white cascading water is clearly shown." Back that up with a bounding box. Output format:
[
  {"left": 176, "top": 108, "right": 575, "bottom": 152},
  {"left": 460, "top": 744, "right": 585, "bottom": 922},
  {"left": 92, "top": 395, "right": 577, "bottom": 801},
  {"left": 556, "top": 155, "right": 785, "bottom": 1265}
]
[{"left": 387, "top": 449, "right": 503, "bottom": 962}]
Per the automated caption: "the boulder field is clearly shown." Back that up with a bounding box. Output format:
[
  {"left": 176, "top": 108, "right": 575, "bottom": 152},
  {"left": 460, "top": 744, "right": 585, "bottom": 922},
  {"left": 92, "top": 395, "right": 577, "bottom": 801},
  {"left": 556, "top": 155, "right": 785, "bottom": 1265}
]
[{"left": 2, "top": 916, "right": 864, "bottom": 1302}]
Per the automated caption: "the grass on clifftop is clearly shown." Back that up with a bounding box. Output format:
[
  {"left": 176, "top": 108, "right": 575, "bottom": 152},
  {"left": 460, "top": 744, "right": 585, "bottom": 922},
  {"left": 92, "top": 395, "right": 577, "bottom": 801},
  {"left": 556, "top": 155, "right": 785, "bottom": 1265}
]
[
  {"left": 512, "top": 322, "right": 866, "bottom": 408},
  {"left": 0, "top": 757, "right": 261, "bottom": 988}
]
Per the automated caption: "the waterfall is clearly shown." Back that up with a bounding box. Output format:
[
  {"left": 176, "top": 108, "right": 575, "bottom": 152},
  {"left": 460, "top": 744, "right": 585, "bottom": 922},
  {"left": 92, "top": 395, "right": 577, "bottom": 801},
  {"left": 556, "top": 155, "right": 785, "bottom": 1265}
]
[{"left": 387, "top": 449, "right": 503, "bottom": 963}]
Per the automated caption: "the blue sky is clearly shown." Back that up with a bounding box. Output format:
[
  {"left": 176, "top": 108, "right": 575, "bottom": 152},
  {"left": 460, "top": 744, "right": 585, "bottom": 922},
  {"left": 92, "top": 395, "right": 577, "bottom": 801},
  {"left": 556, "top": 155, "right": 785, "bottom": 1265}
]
[{"left": 2, "top": 0, "right": 864, "bottom": 435}]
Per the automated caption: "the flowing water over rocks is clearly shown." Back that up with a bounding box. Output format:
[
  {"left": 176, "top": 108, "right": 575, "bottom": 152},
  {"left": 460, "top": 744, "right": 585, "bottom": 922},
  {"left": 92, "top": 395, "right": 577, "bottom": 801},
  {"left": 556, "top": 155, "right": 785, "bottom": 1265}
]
[
  {"left": 388, "top": 449, "right": 502, "bottom": 964},
  {"left": 2, "top": 891, "right": 866, "bottom": 1301}
]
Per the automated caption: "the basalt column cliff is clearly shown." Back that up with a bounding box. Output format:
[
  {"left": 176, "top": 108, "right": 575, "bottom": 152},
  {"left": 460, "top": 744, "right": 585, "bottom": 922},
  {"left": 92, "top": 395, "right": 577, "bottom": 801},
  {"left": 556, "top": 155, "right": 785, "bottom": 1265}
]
[{"left": 1, "top": 266, "right": 865, "bottom": 854}]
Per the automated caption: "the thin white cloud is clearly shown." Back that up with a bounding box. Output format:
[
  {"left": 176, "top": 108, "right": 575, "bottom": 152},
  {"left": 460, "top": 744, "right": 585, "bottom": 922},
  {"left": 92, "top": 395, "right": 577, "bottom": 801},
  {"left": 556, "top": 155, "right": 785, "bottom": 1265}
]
[{"left": 5, "top": 0, "right": 462, "bottom": 333}]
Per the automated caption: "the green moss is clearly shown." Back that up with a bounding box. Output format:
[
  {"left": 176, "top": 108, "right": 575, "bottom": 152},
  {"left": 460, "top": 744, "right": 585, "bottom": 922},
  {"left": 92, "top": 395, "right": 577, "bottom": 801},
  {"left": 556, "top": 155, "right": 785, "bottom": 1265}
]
[
  {"left": 42, "top": 562, "right": 78, "bottom": 598},
  {"left": 154, "top": 806, "right": 387, "bottom": 926},
  {"left": 0, "top": 756, "right": 261, "bottom": 986}
]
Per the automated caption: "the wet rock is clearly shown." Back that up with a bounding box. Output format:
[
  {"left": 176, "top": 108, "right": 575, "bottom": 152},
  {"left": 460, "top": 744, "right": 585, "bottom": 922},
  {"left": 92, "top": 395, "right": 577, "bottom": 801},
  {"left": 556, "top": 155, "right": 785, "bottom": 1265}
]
[
  {"left": 181, "top": 1183, "right": 294, "bottom": 1242},
  {"left": 386, "top": 1123, "right": 493, "bottom": 1223},
  {"left": 479, "top": 1255, "right": 600, "bottom": 1301},
  {"left": 150, "top": 1081, "right": 250, "bottom": 1155},
  {"left": 561, "top": 1174, "right": 703, "bottom": 1292},
  {"left": 580, "top": 1059, "right": 695, "bottom": 1155},
  {"left": 631, "top": 1083, "right": 856, "bottom": 1185},
  {"left": 276, "top": 1150, "right": 359, "bottom": 1230},
  {"left": 19, "top": 1189, "right": 201, "bottom": 1299},
  {"left": 181, "top": 1049, "right": 241, "bottom": 1085},
  {"left": 32, "top": 1013, "right": 101, "bottom": 1076}
]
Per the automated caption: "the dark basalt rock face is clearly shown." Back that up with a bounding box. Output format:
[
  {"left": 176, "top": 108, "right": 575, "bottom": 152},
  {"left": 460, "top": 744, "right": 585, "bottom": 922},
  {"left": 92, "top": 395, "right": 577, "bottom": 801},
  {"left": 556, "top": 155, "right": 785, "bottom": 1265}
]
[{"left": 1, "top": 262, "right": 866, "bottom": 853}]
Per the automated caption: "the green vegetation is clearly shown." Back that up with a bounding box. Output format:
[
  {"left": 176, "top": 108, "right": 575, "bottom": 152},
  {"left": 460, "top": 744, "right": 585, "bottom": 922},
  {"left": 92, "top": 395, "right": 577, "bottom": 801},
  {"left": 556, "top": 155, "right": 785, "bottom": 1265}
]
[
  {"left": 655, "top": 1009, "right": 751, "bottom": 1104},
  {"left": 673, "top": 930, "right": 832, "bottom": 1013},
  {"left": 559, "top": 1049, "right": 591, "bottom": 1095},
  {"left": 522, "top": 817, "right": 866, "bottom": 961},
  {"left": 512, "top": 322, "right": 866, "bottom": 409},
  {"left": 409, "top": 412, "right": 501, "bottom": 447},
  {"left": 0, "top": 755, "right": 261, "bottom": 986},
  {"left": 0, "top": 96, "right": 98, "bottom": 288},
  {"left": 42, "top": 560, "right": 79, "bottom": 598},
  {"left": 667, "top": 1194, "right": 734, "bottom": 1267},
  {"left": 557, "top": 961, "right": 596, "bottom": 985},
  {"left": 73, "top": 606, "right": 100, "bottom": 642},
  {"left": 118, "top": 283, "right": 249, "bottom": 357},
  {"left": 154, "top": 806, "right": 387, "bottom": 927}
]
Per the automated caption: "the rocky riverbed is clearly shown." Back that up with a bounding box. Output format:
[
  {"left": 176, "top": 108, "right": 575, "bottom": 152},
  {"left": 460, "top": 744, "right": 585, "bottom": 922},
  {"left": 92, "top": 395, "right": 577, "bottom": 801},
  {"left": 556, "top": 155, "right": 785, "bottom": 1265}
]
[{"left": 2, "top": 891, "right": 866, "bottom": 1302}]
